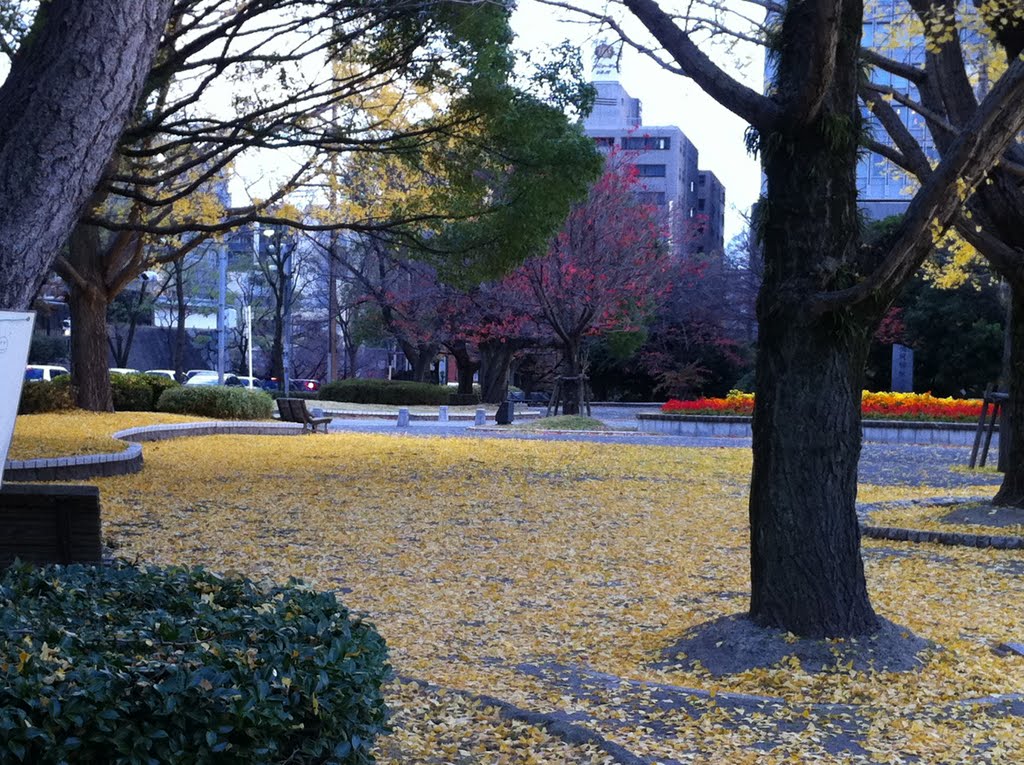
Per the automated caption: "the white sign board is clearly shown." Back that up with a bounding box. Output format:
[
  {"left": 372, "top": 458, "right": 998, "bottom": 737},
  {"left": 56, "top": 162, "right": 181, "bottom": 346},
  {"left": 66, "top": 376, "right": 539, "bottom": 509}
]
[
  {"left": 592, "top": 40, "right": 621, "bottom": 81},
  {"left": 0, "top": 311, "right": 35, "bottom": 487}
]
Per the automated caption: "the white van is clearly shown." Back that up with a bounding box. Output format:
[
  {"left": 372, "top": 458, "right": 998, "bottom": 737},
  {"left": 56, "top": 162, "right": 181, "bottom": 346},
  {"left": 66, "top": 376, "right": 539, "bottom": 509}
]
[{"left": 25, "top": 365, "right": 69, "bottom": 382}]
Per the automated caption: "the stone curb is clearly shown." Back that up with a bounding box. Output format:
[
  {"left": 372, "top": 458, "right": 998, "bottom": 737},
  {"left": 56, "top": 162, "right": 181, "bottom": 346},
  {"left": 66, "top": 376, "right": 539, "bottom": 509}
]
[
  {"left": 4, "top": 443, "right": 144, "bottom": 482},
  {"left": 4, "top": 421, "right": 304, "bottom": 483},
  {"left": 638, "top": 414, "right": 987, "bottom": 445},
  {"left": 320, "top": 408, "right": 541, "bottom": 421},
  {"left": 113, "top": 421, "right": 303, "bottom": 442},
  {"left": 394, "top": 676, "right": 652, "bottom": 765},
  {"left": 859, "top": 496, "right": 1024, "bottom": 550},
  {"left": 862, "top": 524, "right": 1024, "bottom": 549}
]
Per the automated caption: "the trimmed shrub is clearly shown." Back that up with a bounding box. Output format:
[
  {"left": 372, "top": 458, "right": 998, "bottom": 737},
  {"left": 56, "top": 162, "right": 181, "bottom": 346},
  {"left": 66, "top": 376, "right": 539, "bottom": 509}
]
[
  {"left": 449, "top": 392, "right": 481, "bottom": 406},
  {"left": 319, "top": 379, "right": 449, "bottom": 406},
  {"left": 18, "top": 376, "right": 74, "bottom": 414},
  {"left": 0, "top": 563, "right": 390, "bottom": 765},
  {"left": 110, "top": 373, "right": 154, "bottom": 411},
  {"left": 156, "top": 386, "right": 273, "bottom": 419}
]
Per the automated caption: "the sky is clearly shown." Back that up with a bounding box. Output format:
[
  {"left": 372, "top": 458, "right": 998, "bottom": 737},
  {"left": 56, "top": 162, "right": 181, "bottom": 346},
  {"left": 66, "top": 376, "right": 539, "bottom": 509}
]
[{"left": 511, "top": 0, "right": 765, "bottom": 245}]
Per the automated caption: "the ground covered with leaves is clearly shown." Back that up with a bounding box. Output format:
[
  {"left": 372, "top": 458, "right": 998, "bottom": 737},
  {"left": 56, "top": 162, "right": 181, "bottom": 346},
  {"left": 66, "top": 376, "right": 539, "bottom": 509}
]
[
  {"left": 17, "top": 416, "right": 1024, "bottom": 762},
  {"left": 8, "top": 412, "right": 204, "bottom": 461}
]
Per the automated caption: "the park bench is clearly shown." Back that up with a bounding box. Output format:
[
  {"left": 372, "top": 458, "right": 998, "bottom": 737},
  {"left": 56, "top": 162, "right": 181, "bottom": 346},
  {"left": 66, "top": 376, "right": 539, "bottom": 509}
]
[{"left": 276, "top": 397, "right": 332, "bottom": 433}]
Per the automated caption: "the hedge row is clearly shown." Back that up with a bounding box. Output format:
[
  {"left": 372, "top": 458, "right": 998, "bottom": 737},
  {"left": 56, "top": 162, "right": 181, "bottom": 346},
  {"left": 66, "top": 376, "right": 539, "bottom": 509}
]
[
  {"left": 156, "top": 386, "right": 273, "bottom": 420},
  {"left": 319, "top": 379, "right": 450, "bottom": 406},
  {"left": 18, "top": 377, "right": 75, "bottom": 414},
  {"left": 112, "top": 373, "right": 180, "bottom": 411},
  {"left": 0, "top": 563, "right": 390, "bottom": 764}
]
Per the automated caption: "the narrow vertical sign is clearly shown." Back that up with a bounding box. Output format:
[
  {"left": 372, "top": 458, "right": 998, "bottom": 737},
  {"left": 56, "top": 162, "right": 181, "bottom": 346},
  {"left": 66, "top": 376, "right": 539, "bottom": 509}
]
[
  {"left": 891, "top": 343, "right": 914, "bottom": 393},
  {"left": 0, "top": 312, "right": 35, "bottom": 487}
]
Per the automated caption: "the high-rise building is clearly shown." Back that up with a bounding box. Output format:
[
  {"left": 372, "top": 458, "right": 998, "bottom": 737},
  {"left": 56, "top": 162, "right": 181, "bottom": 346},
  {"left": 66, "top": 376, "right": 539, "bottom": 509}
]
[
  {"left": 857, "top": 2, "right": 934, "bottom": 220},
  {"left": 581, "top": 54, "right": 726, "bottom": 258}
]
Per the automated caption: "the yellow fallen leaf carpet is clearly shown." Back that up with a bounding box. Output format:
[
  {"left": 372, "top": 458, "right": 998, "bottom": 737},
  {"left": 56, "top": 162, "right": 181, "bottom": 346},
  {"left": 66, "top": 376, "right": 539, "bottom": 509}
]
[{"left": 73, "top": 432, "right": 1024, "bottom": 763}]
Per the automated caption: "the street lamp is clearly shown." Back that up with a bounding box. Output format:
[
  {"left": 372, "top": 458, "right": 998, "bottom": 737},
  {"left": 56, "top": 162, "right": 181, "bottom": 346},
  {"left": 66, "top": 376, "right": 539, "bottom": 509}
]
[{"left": 263, "top": 227, "right": 292, "bottom": 395}]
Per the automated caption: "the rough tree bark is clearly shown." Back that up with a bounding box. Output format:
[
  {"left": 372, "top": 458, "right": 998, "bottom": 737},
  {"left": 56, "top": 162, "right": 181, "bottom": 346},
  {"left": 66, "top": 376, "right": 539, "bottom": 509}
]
[
  {"left": 619, "top": 0, "right": 1024, "bottom": 637},
  {"left": 0, "top": 0, "right": 173, "bottom": 310}
]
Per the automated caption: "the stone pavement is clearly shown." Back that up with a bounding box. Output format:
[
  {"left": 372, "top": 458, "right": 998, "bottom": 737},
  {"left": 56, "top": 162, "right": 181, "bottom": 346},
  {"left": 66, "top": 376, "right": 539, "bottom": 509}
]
[{"left": 325, "top": 406, "right": 1002, "bottom": 490}]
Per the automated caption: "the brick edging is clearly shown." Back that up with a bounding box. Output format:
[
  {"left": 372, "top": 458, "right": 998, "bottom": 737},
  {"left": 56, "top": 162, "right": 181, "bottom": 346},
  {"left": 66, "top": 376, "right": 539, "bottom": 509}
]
[
  {"left": 4, "top": 443, "right": 144, "bottom": 482},
  {"left": 862, "top": 524, "right": 1024, "bottom": 549},
  {"left": 4, "top": 421, "right": 305, "bottom": 482}
]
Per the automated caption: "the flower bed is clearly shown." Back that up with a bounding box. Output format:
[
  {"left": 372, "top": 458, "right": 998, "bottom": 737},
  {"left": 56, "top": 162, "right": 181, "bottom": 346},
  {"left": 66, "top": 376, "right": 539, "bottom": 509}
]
[{"left": 663, "top": 391, "right": 983, "bottom": 422}]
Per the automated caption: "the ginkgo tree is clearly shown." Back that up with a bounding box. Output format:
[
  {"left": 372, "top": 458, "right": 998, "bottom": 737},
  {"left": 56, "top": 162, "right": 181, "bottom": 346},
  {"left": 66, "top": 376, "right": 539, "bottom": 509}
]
[
  {"left": 0, "top": 0, "right": 172, "bottom": 311},
  {"left": 549, "top": 0, "right": 1024, "bottom": 637},
  {"left": 858, "top": 0, "right": 1024, "bottom": 506}
]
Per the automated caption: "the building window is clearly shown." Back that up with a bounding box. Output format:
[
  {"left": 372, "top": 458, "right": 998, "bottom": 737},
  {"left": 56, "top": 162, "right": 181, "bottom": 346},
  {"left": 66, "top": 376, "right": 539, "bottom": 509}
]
[
  {"left": 636, "top": 164, "right": 666, "bottom": 177},
  {"left": 690, "top": 181, "right": 695, "bottom": 192},
  {"left": 637, "top": 191, "right": 666, "bottom": 205},
  {"left": 593, "top": 136, "right": 615, "bottom": 148},
  {"left": 623, "top": 136, "right": 671, "bottom": 150},
  {"left": 699, "top": 173, "right": 706, "bottom": 185},
  {"left": 698, "top": 198, "right": 706, "bottom": 211}
]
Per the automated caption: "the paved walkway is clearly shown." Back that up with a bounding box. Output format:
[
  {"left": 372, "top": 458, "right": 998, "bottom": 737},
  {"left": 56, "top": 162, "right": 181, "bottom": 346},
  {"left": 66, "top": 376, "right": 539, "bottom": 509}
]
[{"left": 326, "top": 406, "right": 1002, "bottom": 490}]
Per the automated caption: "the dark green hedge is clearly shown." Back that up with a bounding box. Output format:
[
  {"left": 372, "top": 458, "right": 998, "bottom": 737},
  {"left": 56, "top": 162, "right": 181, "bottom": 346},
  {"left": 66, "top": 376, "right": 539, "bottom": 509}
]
[
  {"left": 0, "top": 563, "right": 390, "bottom": 765},
  {"left": 111, "top": 373, "right": 180, "bottom": 411},
  {"left": 18, "top": 377, "right": 74, "bottom": 414},
  {"left": 156, "top": 386, "right": 273, "bottom": 419},
  {"left": 319, "top": 379, "right": 449, "bottom": 406}
]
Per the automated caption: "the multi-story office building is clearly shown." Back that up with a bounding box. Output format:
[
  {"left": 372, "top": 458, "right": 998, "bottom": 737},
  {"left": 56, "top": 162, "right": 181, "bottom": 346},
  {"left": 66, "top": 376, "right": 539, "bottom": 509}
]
[
  {"left": 857, "top": 2, "right": 933, "bottom": 220},
  {"left": 582, "top": 72, "right": 726, "bottom": 258}
]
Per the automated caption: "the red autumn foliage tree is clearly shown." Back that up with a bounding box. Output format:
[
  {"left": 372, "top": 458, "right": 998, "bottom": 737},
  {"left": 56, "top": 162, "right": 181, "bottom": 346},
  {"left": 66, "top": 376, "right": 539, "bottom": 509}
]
[{"left": 512, "top": 164, "right": 668, "bottom": 395}]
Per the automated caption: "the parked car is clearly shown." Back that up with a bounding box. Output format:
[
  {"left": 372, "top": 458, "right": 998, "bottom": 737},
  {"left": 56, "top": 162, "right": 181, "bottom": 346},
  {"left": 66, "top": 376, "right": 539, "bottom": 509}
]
[
  {"left": 261, "top": 377, "right": 320, "bottom": 393},
  {"left": 143, "top": 369, "right": 179, "bottom": 381},
  {"left": 109, "top": 367, "right": 140, "bottom": 375},
  {"left": 235, "top": 375, "right": 263, "bottom": 390},
  {"left": 185, "top": 372, "right": 243, "bottom": 387},
  {"left": 24, "top": 365, "right": 69, "bottom": 382},
  {"left": 184, "top": 369, "right": 216, "bottom": 381}
]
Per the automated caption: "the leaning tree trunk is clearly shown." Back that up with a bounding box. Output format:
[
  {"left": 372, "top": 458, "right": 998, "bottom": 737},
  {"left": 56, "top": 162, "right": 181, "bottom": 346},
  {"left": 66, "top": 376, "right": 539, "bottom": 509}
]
[
  {"left": 748, "top": 0, "right": 881, "bottom": 637},
  {"left": 994, "top": 284, "right": 1024, "bottom": 506},
  {"left": 0, "top": 0, "right": 173, "bottom": 310}
]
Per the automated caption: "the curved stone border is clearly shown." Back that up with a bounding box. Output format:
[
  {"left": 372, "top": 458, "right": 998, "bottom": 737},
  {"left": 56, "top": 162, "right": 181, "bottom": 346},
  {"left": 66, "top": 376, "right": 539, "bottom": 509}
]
[
  {"left": 4, "top": 420, "right": 305, "bottom": 483},
  {"left": 862, "top": 525, "right": 1024, "bottom": 549},
  {"left": 859, "top": 496, "right": 1024, "bottom": 550},
  {"left": 113, "top": 420, "right": 303, "bottom": 442},
  {"left": 4, "top": 443, "right": 144, "bottom": 482},
  {"left": 639, "top": 413, "right": 988, "bottom": 445}
]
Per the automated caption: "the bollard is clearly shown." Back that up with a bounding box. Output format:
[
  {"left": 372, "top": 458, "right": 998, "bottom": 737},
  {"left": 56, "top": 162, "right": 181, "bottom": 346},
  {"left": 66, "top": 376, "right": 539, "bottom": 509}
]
[
  {"left": 397, "top": 407, "right": 410, "bottom": 427},
  {"left": 438, "top": 405, "right": 449, "bottom": 423},
  {"left": 474, "top": 408, "right": 486, "bottom": 426}
]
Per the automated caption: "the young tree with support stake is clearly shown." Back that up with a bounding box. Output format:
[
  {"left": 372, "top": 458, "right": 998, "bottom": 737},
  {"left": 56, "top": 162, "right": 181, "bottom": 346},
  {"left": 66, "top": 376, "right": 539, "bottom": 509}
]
[{"left": 547, "top": 0, "right": 1024, "bottom": 637}]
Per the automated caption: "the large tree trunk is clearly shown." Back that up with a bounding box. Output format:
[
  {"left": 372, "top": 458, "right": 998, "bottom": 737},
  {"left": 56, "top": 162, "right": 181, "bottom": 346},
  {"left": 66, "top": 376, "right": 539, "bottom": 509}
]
[
  {"left": 0, "top": 0, "right": 173, "bottom": 310},
  {"left": 748, "top": 0, "right": 881, "bottom": 638},
  {"left": 448, "top": 343, "right": 479, "bottom": 395},
  {"left": 479, "top": 343, "right": 514, "bottom": 403},
  {"left": 994, "top": 285, "right": 1024, "bottom": 506},
  {"left": 749, "top": 308, "right": 878, "bottom": 637},
  {"left": 65, "top": 225, "right": 113, "bottom": 411}
]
